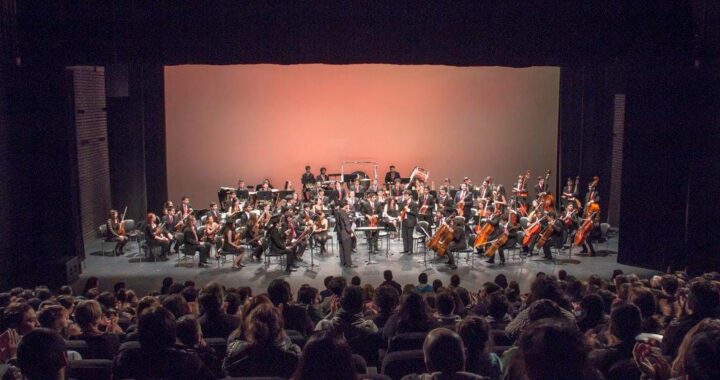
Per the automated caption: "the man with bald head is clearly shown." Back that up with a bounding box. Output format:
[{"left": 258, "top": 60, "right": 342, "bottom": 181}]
[{"left": 402, "top": 327, "right": 486, "bottom": 379}]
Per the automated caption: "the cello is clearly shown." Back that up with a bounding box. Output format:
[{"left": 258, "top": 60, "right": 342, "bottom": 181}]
[
  {"left": 474, "top": 207, "right": 499, "bottom": 248},
  {"left": 522, "top": 215, "right": 546, "bottom": 246},
  {"left": 574, "top": 212, "right": 598, "bottom": 246},
  {"left": 427, "top": 213, "right": 457, "bottom": 257}
]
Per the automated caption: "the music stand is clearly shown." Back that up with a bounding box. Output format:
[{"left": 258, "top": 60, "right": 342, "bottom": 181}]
[
  {"left": 257, "top": 191, "right": 273, "bottom": 202},
  {"left": 237, "top": 189, "right": 250, "bottom": 200},
  {"left": 278, "top": 190, "right": 294, "bottom": 200},
  {"left": 416, "top": 224, "right": 434, "bottom": 270}
]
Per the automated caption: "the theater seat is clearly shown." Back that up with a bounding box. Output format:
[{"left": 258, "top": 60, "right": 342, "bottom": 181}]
[
  {"left": 388, "top": 332, "right": 427, "bottom": 352},
  {"left": 68, "top": 359, "right": 113, "bottom": 380},
  {"left": 360, "top": 375, "right": 392, "bottom": 380},
  {"left": 65, "top": 339, "right": 89, "bottom": 357},
  {"left": 606, "top": 358, "right": 641, "bottom": 380},
  {"left": 381, "top": 350, "right": 426, "bottom": 380},
  {"left": 204, "top": 337, "right": 229, "bottom": 357}
]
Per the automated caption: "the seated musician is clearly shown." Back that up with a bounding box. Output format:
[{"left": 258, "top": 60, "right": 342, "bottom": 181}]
[
  {"left": 362, "top": 193, "right": 381, "bottom": 253},
  {"left": 493, "top": 185, "right": 508, "bottom": 214},
  {"left": 268, "top": 215, "right": 298, "bottom": 273},
  {"left": 223, "top": 191, "right": 239, "bottom": 212},
  {"left": 238, "top": 203, "right": 253, "bottom": 225},
  {"left": 346, "top": 190, "right": 358, "bottom": 212},
  {"left": 178, "top": 196, "right": 193, "bottom": 220},
  {"left": 145, "top": 213, "right": 170, "bottom": 260},
  {"left": 284, "top": 210, "right": 307, "bottom": 261},
  {"left": 383, "top": 197, "right": 400, "bottom": 236},
  {"left": 562, "top": 202, "right": 580, "bottom": 234},
  {"left": 258, "top": 180, "right": 272, "bottom": 191},
  {"left": 351, "top": 178, "right": 362, "bottom": 194},
  {"left": 184, "top": 215, "right": 210, "bottom": 268},
  {"left": 445, "top": 217, "right": 465, "bottom": 270},
  {"left": 368, "top": 179, "right": 381, "bottom": 193},
  {"left": 107, "top": 209, "right": 129, "bottom": 256},
  {"left": 497, "top": 211, "right": 520, "bottom": 265},
  {"left": 377, "top": 189, "right": 388, "bottom": 205},
  {"left": 316, "top": 167, "right": 329, "bottom": 182},
  {"left": 384, "top": 165, "right": 401, "bottom": 185},
  {"left": 484, "top": 207, "right": 505, "bottom": 265},
  {"left": 203, "top": 214, "right": 220, "bottom": 259},
  {"left": 246, "top": 213, "right": 265, "bottom": 261},
  {"left": 334, "top": 181, "right": 346, "bottom": 202},
  {"left": 313, "top": 210, "right": 329, "bottom": 254},
  {"left": 313, "top": 195, "right": 326, "bottom": 215},
  {"left": 161, "top": 205, "right": 180, "bottom": 253},
  {"left": 442, "top": 177, "right": 454, "bottom": 191},
  {"left": 221, "top": 220, "right": 246, "bottom": 270},
  {"left": 580, "top": 214, "right": 602, "bottom": 257},
  {"left": 237, "top": 178, "right": 247, "bottom": 191},
  {"left": 284, "top": 180, "right": 294, "bottom": 191},
  {"left": 391, "top": 179, "right": 404, "bottom": 199},
  {"left": 541, "top": 212, "right": 564, "bottom": 260}
]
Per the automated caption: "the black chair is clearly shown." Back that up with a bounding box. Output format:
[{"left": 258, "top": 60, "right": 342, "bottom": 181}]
[
  {"left": 65, "top": 339, "right": 89, "bottom": 358},
  {"left": 606, "top": 358, "right": 641, "bottom": 380},
  {"left": 387, "top": 332, "right": 427, "bottom": 352},
  {"left": 381, "top": 350, "right": 426, "bottom": 380},
  {"left": 359, "top": 375, "right": 392, "bottom": 380},
  {"left": 348, "top": 332, "right": 383, "bottom": 367},
  {"left": 119, "top": 340, "right": 141, "bottom": 351},
  {"left": 204, "top": 337, "right": 229, "bottom": 357},
  {"left": 67, "top": 359, "right": 113, "bottom": 380}
]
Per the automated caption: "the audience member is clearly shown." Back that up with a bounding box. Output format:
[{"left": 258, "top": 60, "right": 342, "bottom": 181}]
[
  {"left": 198, "top": 284, "right": 240, "bottom": 339},
  {"left": 417, "top": 273, "right": 433, "bottom": 293},
  {"left": 291, "top": 330, "right": 358, "bottom": 380},
  {"left": 403, "top": 327, "right": 485, "bottom": 380},
  {"left": 268, "top": 279, "right": 314, "bottom": 335},
  {"left": 71, "top": 299, "right": 122, "bottom": 359},
  {"left": 381, "top": 270, "right": 402, "bottom": 295},
  {"left": 458, "top": 317, "right": 502, "bottom": 380},
  {"left": 15, "top": 328, "right": 68, "bottom": 380}
]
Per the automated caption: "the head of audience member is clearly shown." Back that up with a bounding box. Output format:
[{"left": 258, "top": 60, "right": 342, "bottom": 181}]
[
  {"left": 494, "top": 274, "right": 508, "bottom": 289},
  {"left": 660, "top": 274, "right": 680, "bottom": 296},
  {"left": 176, "top": 315, "right": 203, "bottom": 348},
  {"left": 17, "top": 328, "right": 67, "bottom": 380},
  {"left": 82, "top": 277, "right": 100, "bottom": 297},
  {"left": 138, "top": 306, "right": 177, "bottom": 353},
  {"left": 297, "top": 286, "right": 318, "bottom": 306},
  {"left": 225, "top": 292, "right": 242, "bottom": 316},
  {"left": 436, "top": 291, "right": 456, "bottom": 317},
  {"left": 432, "top": 279, "right": 444, "bottom": 293},
  {"left": 267, "top": 279, "right": 292, "bottom": 306},
  {"left": 74, "top": 299, "right": 105, "bottom": 334},
  {"left": 528, "top": 275, "right": 568, "bottom": 308},
  {"left": 686, "top": 278, "right": 720, "bottom": 318},
  {"left": 678, "top": 319, "right": 720, "bottom": 380},
  {"left": 199, "top": 283, "right": 225, "bottom": 317},
  {"left": 423, "top": 328, "right": 466, "bottom": 375},
  {"left": 458, "top": 316, "right": 493, "bottom": 375},
  {"left": 351, "top": 276, "right": 361, "bottom": 286},
  {"left": 162, "top": 294, "right": 190, "bottom": 319},
  {"left": 328, "top": 276, "right": 347, "bottom": 298},
  {"left": 397, "top": 292, "right": 430, "bottom": 327},
  {"left": 245, "top": 303, "right": 284, "bottom": 346},
  {"left": 608, "top": 303, "right": 642, "bottom": 344},
  {"left": 519, "top": 319, "right": 594, "bottom": 380},
  {"left": 418, "top": 273, "right": 429, "bottom": 285},
  {"left": 340, "top": 286, "right": 364, "bottom": 314},
  {"left": 37, "top": 305, "right": 70, "bottom": 334},
  {"left": 487, "top": 292, "right": 510, "bottom": 320},
  {"left": 2, "top": 303, "right": 38, "bottom": 335},
  {"left": 161, "top": 277, "right": 174, "bottom": 295},
  {"left": 291, "top": 330, "right": 358, "bottom": 380},
  {"left": 579, "top": 294, "right": 605, "bottom": 321},
  {"left": 383, "top": 270, "right": 394, "bottom": 282},
  {"left": 375, "top": 285, "right": 399, "bottom": 315},
  {"left": 450, "top": 274, "right": 461, "bottom": 289}
]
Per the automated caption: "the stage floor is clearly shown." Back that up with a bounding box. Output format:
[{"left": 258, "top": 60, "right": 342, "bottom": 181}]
[{"left": 74, "top": 231, "right": 661, "bottom": 296}]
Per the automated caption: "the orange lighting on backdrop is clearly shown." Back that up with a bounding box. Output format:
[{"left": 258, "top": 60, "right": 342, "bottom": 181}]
[{"left": 165, "top": 64, "right": 559, "bottom": 203}]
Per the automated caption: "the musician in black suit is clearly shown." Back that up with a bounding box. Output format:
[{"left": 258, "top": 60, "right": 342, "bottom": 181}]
[
  {"left": 316, "top": 167, "right": 329, "bottom": 182},
  {"left": 384, "top": 165, "right": 401, "bottom": 186},
  {"left": 484, "top": 207, "right": 504, "bottom": 264},
  {"left": 162, "top": 206, "right": 180, "bottom": 253},
  {"left": 336, "top": 201, "right": 356, "bottom": 268},
  {"left": 436, "top": 187, "right": 455, "bottom": 217},
  {"left": 206, "top": 202, "right": 221, "bottom": 222},
  {"left": 284, "top": 210, "right": 307, "bottom": 260},
  {"left": 178, "top": 196, "right": 193, "bottom": 220},
  {"left": 560, "top": 177, "right": 578, "bottom": 210},
  {"left": 183, "top": 215, "right": 210, "bottom": 268},
  {"left": 454, "top": 184, "right": 473, "bottom": 219},
  {"left": 534, "top": 176, "right": 548, "bottom": 201},
  {"left": 223, "top": 191, "right": 239, "bottom": 212},
  {"left": 445, "top": 217, "right": 466, "bottom": 270},
  {"left": 301, "top": 166, "right": 315, "bottom": 188},
  {"left": 361, "top": 193, "right": 381, "bottom": 253},
  {"left": 417, "top": 186, "right": 436, "bottom": 229},
  {"left": 268, "top": 215, "right": 298, "bottom": 272},
  {"left": 400, "top": 190, "right": 418, "bottom": 254},
  {"left": 541, "top": 212, "right": 564, "bottom": 260},
  {"left": 239, "top": 204, "right": 253, "bottom": 225}
]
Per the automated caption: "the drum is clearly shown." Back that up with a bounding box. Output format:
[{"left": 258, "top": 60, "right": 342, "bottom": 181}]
[{"left": 409, "top": 167, "right": 430, "bottom": 184}]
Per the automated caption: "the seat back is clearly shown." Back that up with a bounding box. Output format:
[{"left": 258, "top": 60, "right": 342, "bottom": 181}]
[
  {"left": 124, "top": 219, "right": 136, "bottom": 232},
  {"left": 388, "top": 332, "right": 427, "bottom": 352},
  {"left": 68, "top": 359, "right": 113, "bottom": 380},
  {"left": 359, "top": 375, "right": 392, "bottom": 380},
  {"left": 353, "top": 353, "right": 368, "bottom": 374},
  {"left": 416, "top": 221, "right": 431, "bottom": 237},
  {"left": 381, "top": 350, "right": 426, "bottom": 380},
  {"left": 98, "top": 224, "right": 108, "bottom": 237},
  {"left": 606, "top": 358, "right": 641, "bottom": 380},
  {"left": 490, "top": 329, "right": 513, "bottom": 346},
  {"left": 600, "top": 222, "right": 610, "bottom": 238},
  {"left": 348, "top": 332, "right": 382, "bottom": 367},
  {"left": 65, "top": 339, "right": 89, "bottom": 357},
  {"left": 204, "top": 337, "right": 228, "bottom": 357}
]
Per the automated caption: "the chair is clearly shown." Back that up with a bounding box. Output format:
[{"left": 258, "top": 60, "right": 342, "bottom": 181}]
[
  {"left": 98, "top": 224, "right": 119, "bottom": 256},
  {"left": 348, "top": 332, "right": 383, "bottom": 368},
  {"left": 600, "top": 222, "right": 611, "bottom": 252},
  {"left": 223, "top": 378, "right": 286, "bottom": 380},
  {"left": 204, "top": 337, "right": 228, "bottom": 357},
  {"left": 65, "top": 339, "right": 89, "bottom": 358},
  {"left": 264, "top": 246, "right": 286, "bottom": 270},
  {"left": 119, "top": 340, "right": 141, "bottom": 351},
  {"left": 606, "top": 358, "right": 641, "bottom": 380},
  {"left": 414, "top": 221, "right": 431, "bottom": 253},
  {"left": 381, "top": 350, "right": 426, "bottom": 380},
  {"left": 359, "top": 375, "right": 392, "bottom": 380},
  {"left": 67, "top": 359, "right": 113, "bottom": 380},
  {"left": 507, "top": 231, "right": 526, "bottom": 262},
  {"left": 353, "top": 354, "right": 368, "bottom": 374},
  {"left": 0, "top": 364, "right": 10, "bottom": 379},
  {"left": 388, "top": 332, "right": 427, "bottom": 353},
  {"left": 122, "top": 219, "right": 142, "bottom": 254}
]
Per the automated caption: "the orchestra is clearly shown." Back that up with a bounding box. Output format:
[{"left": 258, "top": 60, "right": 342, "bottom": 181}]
[{"left": 107, "top": 163, "right": 606, "bottom": 272}]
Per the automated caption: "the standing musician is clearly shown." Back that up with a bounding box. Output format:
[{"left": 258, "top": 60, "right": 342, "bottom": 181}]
[
  {"left": 316, "top": 167, "right": 329, "bottom": 183},
  {"left": 107, "top": 209, "right": 129, "bottom": 256},
  {"left": 561, "top": 177, "right": 579, "bottom": 210},
  {"left": 584, "top": 180, "right": 601, "bottom": 216},
  {"left": 268, "top": 215, "right": 298, "bottom": 273},
  {"left": 442, "top": 178, "right": 455, "bottom": 191},
  {"left": 383, "top": 196, "right": 400, "bottom": 237},
  {"left": 513, "top": 174, "right": 529, "bottom": 214},
  {"left": 541, "top": 212, "right": 564, "bottom": 260},
  {"left": 417, "top": 185, "right": 435, "bottom": 228},
  {"left": 368, "top": 179, "right": 382, "bottom": 194},
  {"left": 436, "top": 187, "right": 454, "bottom": 217},
  {"left": 361, "top": 192, "right": 381, "bottom": 253},
  {"left": 445, "top": 217, "right": 465, "bottom": 270},
  {"left": 257, "top": 179, "right": 272, "bottom": 191},
  {"left": 221, "top": 220, "right": 245, "bottom": 270},
  {"left": 206, "top": 202, "right": 221, "bottom": 222},
  {"left": 463, "top": 177, "right": 474, "bottom": 191},
  {"left": 334, "top": 181, "right": 347, "bottom": 202},
  {"left": 534, "top": 176, "right": 548, "bottom": 201},
  {"left": 284, "top": 210, "right": 307, "bottom": 261},
  {"left": 223, "top": 191, "right": 239, "bottom": 212},
  {"left": 384, "top": 165, "right": 401, "bottom": 186},
  {"left": 301, "top": 165, "right": 316, "bottom": 193},
  {"left": 312, "top": 210, "right": 329, "bottom": 254},
  {"left": 478, "top": 177, "right": 493, "bottom": 201},
  {"left": 236, "top": 178, "right": 247, "bottom": 191},
  {"left": 400, "top": 190, "right": 419, "bottom": 254},
  {"left": 145, "top": 212, "right": 170, "bottom": 260},
  {"left": 184, "top": 215, "right": 210, "bottom": 268},
  {"left": 178, "top": 196, "right": 193, "bottom": 220},
  {"left": 246, "top": 213, "right": 265, "bottom": 261},
  {"left": 493, "top": 185, "right": 508, "bottom": 214},
  {"left": 336, "top": 201, "right": 356, "bottom": 268},
  {"left": 454, "top": 183, "right": 473, "bottom": 219}
]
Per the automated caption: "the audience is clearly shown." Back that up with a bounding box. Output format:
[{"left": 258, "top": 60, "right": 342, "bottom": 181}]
[{"left": 1, "top": 267, "right": 719, "bottom": 380}]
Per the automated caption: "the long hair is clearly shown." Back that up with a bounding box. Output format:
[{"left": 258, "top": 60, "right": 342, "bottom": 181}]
[{"left": 291, "top": 330, "right": 358, "bottom": 380}]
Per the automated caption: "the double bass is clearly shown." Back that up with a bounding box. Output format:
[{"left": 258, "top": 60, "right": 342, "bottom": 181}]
[
  {"left": 584, "top": 176, "right": 601, "bottom": 218},
  {"left": 427, "top": 213, "right": 457, "bottom": 257},
  {"left": 540, "top": 170, "right": 555, "bottom": 212}
]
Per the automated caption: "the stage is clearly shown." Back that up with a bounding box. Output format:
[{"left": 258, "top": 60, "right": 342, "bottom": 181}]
[{"left": 73, "top": 230, "right": 661, "bottom": 296}]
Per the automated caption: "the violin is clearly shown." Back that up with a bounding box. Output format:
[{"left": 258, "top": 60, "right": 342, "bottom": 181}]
[{"left": 368, "top": 214, "right": 379, "bottom": 227}]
